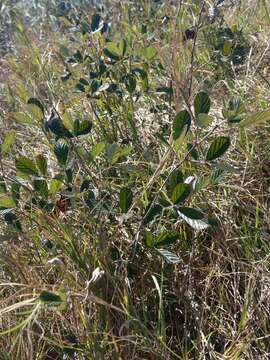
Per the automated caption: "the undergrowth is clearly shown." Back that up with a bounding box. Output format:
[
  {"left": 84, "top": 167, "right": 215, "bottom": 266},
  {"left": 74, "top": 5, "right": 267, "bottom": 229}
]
[{"left": 0, "top": 0, "right": 270, "bottom": 359}]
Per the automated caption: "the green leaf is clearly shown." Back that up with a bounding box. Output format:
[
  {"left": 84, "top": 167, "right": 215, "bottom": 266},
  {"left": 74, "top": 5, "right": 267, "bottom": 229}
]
[
  {"left": 84, "top": 190, "right": 97, "bottom": 209},
  {"left": 0, "top": 195, "right": 16, "bottom": 208},
  {"left": 104, "top": 42, "right": 121, "bottom": 60},
  {"left": 12, "top": 112, "right": 33, "bottom": 124},
  {"left": 146, "top": 46, "right": 156, "bottom": 61},
  {"left": 80, "top": 179, "right": 91, "bottom": 192},
  {"left": 59, "top": 45, "right": 69, "bottom": 57},
  {"left": 194, "top": 92, "right": 211, "bottom": 117},
  {"left": 197, "top": 114, "right": 214, "bottom": 128},
  {"left": 65, "top": 165, "right": 73, "bottom": 183},
  {"left": 27, "top": 98, "right": 44, "bottom": 121},
  {"left": 167, "top": 169, "right": 183, "bottom": 195},
  {"left": 89, "top": 142, "right": 105, "bottom": 161},
  {"left": 155, "top": 231, "right": 178, "bottom": 247},
  {"left": 73, "top": 119, "right": 92, "bottom": 136},
  {"left": 4, "top": 212, "right": 22, "bottom": 231},
  {"left": 222, "top": 40, "right": 233, "bottom": 56},
  {"left": 223, "top": 98, "right": 245, "bottom": 123},
  {"left": 143, "top": 204, "right": 163, "bottom": 224},
  {"left": 11, "top": 183, "right": 20, "bottom": 205},
  {"left": 119, "top": 187, "right": 133, "bottom": 213},
  {"left": 91, "top": 13, "right": 101, "bottom": 32},
  {"left": 75, "top": 83, "right": 85, "bottom": 92},
  {"left": 50, "top": 179, "right": 63, "bottom": 195},
  {"left": 239, "top": 108, "right": 270, "bottom": 128},
  {"left": 187, "top": 143, "right": 199, "bottom": 160},
  {"left": 178, "top": 207, "right": 209, "bottom": 230},
  {"left": 173, "top": 110, "right": 191, "bottom": 140},
  {"left": 206, "top": 136, "right": 230, "bottom": 161},
  {"left": 1, "top": 131, "right": 16, "bottom": 155},
  {"left": 119, "top": 39, "right": 127, "bottom": 56},
  {"left": 54, "top": 139, "right": 69, "bottom": 165},
  {"left": 63, "top": 111, "right": 73, "bottom": 130},
  {"left": 36, "top": 154, "right": 47, "bottom": 175},
  {"left": 46, "top": 116, "right": 73, "bottom": 138},
  {"left": 27, "top": 97, "right": 44, "bottom": 114},
  {"left": 124, "top": 74, "right": 136, "bottom": 93},
  {"left": 156, "top": 248, "right": 181, "bottom": 264},
  {"left": 171, "top": 183, "right": 191, "bottom": 204},
  {"left": 145, "top": 231, "right": 154, "bottom": 247},
  {"left": 33, "top": 179, "right": 48, "bottom": 198},
  {"left": 107, "top": 143, "right": 132, "bottom": 165},
  {"left": 39, "top": 291, "right": 62, "bottom": 307},
  {"left": 15, "top": 156, "right": 39, "bottom": 176}
]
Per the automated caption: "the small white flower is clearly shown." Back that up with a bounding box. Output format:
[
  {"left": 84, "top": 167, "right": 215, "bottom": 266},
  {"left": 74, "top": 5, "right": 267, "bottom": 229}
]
[
  {"left": 87, "top": 267, "right": 104, "bottom": 286},
  {"left": 47, "top": 257, "right": 64, "bottom": 266}
]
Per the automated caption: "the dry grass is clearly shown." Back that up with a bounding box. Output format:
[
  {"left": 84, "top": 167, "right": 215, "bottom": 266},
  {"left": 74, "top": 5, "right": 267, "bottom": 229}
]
[{"left": 0, "top": 0, "right": 270, "bottom": 359}]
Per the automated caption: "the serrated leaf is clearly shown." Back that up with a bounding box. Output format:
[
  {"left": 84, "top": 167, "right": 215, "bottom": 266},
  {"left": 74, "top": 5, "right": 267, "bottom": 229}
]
[
  {"left": 124, "top": 74, "right": 136, "bottom": 93},
  {"left": 1, "top": 131, "right": 16, "bottom": 155},
  {"left": 27, "top": 98, "right": 44, "bottom": 121},
  {"left": 206, "top": 136, "right": 230, "bottom": 161},
  {"left": 239, "top": 109, "right": 270, "bottom": 128},
  {"left": 46, "top": 116, "right": 73, "bottom": 138},
  {"left": 171, "top": 183, "right": 191, "bottom": 204},
  {"left": 104, "top": 42, "right": 121, "bottom": 60},
  {"left": 27, "top": 97, "right": 44, "bottom": 114},
  {"left": 119, "top": 39, "right": 127, "bottom": 56},
  {"left": 178, "top": 207, "right": 209, "bottom": 230},
  {"left": 36, "top": 154, "right": 47, "bottom": 175},
  {"left": 15, "top": 156, "right": 39, "bottom": 176},
  {"left": 167, "top": 169, "right": 183, "bottom": 195},
  {"left": 89, "top": 142, "right": 105, "bottom": 161},
  {"left": 156, "top": 248, "right": 181, "bottom": 264},
  {"left": 173, "top": 110, "right": 191, "bottom": 140},
  {"left": 0, "top": 196, "right": 16, "bottom": 208},
  {"left": 73, "top": 119, "right": 92, "bottom": 136},
  {"left": 33, "top": 179, "right": 48, "bottom": 198},
  {"left": 11, "top": 112, "right": 33, "bottom": 124},
  {"left": 107, "top": 143, "right": 132, "bottom": 165},
  {"left": 143, "top": 204, "right": 163, "bottom": 224},
  {"left": 39, "top": 291, "right": 62, "bottom": 307},
  {"left": 63, "top": 111, "right": 73, "bottom": 130},
  {"left": 194, "top": 92, "right": 211, "bottom": 117},
  {"left": 197, "top": 114, "right": 214, "bottom": 128},
  {"left": 187, "top": 143, "right": 199, "bottom": 160},
  {"left": 119, "top": 187, "right": 133, "bottom": 213},
  {"left": 155, "top": 231, "right": 178, "bottom": 247},
  {"left": 54, "top": 139, "right": 69, "bottom": 165},
  {"left": 50, "top": 179, "right": 63, "bottom": 195},
  {"left": 146, "top": 46, "right": 156, "bottom": 61},
  {"left": 91, "top": 13, "right": 101, "bottom": 32}
]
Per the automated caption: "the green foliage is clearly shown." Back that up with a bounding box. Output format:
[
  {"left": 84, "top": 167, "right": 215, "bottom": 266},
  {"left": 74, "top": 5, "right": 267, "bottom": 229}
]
[
  {"left": 15, "top": 156, "right": 39, "bottom": 176},
  {"left": 206, "top": 136, "right": 230, "bottom": 161},
  {"left": 194, "top": 92, "right": 211, "bottom": 117},
  {"left": 173, "top": 110, "right": 191, "bottom": 140},
  {"left": 171, "top": 183, "right": 191, "bottom": 204},
  {"left": 0, "top": 1, "right": 269, "bottom": 358},
  {"left": 54, "top": 139, "right": 69, "bottom": 165},
  {"left": 1, "top": 131, "right": 16, "bottom": 155},
  {"left": 119, "top": 187, "right": 133, "bottom": 213}
]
